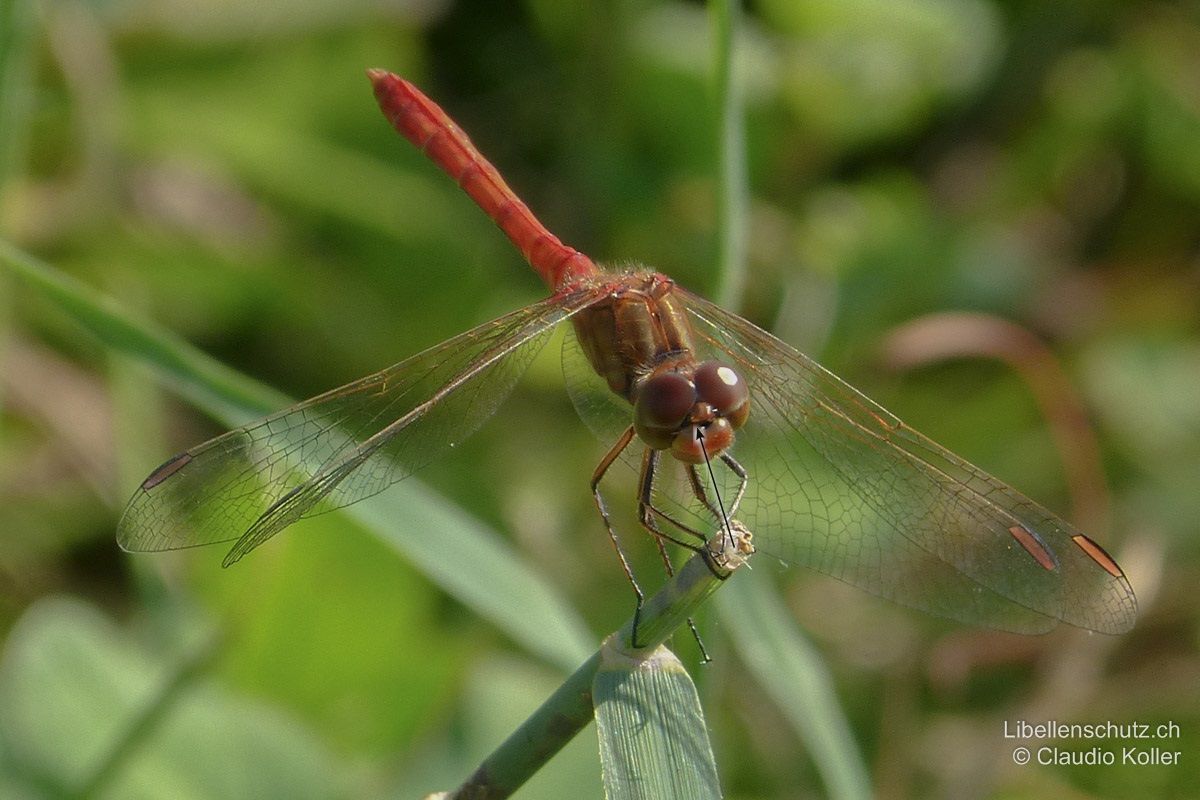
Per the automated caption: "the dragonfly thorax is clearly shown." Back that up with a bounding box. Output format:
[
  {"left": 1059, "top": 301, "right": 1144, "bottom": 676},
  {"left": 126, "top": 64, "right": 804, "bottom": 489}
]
[{"left": 569, "top": 272, "right": 751, "bottom": 463}]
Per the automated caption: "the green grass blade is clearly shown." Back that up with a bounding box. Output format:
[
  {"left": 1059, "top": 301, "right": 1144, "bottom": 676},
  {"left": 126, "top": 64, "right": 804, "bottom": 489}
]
[
  {"left": 0, "top": 597, "right": 344, "bottom": 798},
  {"left": 709, "top": 0, "right": 748, "bottom": 309},
  {"left": 134, "top": 97, "right": 467, "bottom": 246},
  {"left": 595, "top": 645, "right": 722, "bottom": 800},
  {"left": 707, "top": 6, "right": 869, "bottom": 795},
  {"left": 716, "top": 573, "right": 872, "bottom": 800},
  {"left": 0, "top": 239, "right": 281, "bottom": 423},
  {"left": 0, "top": 0, "right": 37, "bottom": 182},
  {"left": 72, "top": 624, "right": 221, "bottom": 798},
  {"left": 0, "top": 239, "right": 594, "bottom": 671},
  {"left": 444, "top": 526, "right": 751, "bottom": 798}
]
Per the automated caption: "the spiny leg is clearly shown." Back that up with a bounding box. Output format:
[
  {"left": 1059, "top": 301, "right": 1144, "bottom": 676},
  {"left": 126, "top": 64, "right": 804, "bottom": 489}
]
[
  {"left": 686, "top": 452, "right": 748, "bottom": 522},
  {"left": 684, "top": 437, "right": 746, "bottom": 574},
  {"left": 638, "top": 448, "right": 710, "bottom": 551},
  {"left": 591, "top": 426, "right": 649, "bottom": 643},
  {"left": 720, "top": 453, "right": 748, "bottom": 516},
  {"left": 638, "top": 441, "right": 745, "bottom": 576},
  {"left": 637, "top": 448, "right": 712, "bottom": 661}
]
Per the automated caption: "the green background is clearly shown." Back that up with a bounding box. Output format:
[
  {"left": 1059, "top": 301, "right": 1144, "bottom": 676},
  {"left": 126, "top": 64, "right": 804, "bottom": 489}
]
[{"left": 1, "top": 0, "right": 1196, "bottom": 797}]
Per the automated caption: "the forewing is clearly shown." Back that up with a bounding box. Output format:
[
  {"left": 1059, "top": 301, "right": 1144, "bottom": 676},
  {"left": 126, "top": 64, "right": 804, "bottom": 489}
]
[
  {"left": 677, "top": 289, "right": 1136, "bottom": 634},
  {"left": 117, "top": 287, "right": 606, "bottom": 564}
]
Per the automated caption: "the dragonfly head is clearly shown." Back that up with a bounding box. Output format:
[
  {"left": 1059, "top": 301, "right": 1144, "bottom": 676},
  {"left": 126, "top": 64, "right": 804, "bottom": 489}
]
[{"left": 634, "top": 360, "right": 750, "bottom": 464}]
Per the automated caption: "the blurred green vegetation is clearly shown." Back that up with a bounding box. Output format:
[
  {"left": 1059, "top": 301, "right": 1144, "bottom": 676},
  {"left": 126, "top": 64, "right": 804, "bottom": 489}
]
[{"left": 1, "top": 0, "right": 1197, "bottom": 798}]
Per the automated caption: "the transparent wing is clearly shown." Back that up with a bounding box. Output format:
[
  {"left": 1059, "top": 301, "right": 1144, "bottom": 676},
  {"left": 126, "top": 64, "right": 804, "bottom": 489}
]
[
  {"left": 562, "top": 327, "right": 632, "bottom": 444},
  {"left": 670, "top": 288, "right": 1136, "bottom": 634},
  {"left": 118, "top": 286, "right": 606, "bottom": 565}
]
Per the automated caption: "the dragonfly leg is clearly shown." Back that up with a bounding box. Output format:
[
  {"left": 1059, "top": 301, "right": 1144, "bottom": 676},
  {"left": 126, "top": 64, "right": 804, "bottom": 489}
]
[
  {"left": 637, "top": 448, "right": 712, "bottom": 661},
  {"left": 720, "top": 453, "right": 748, "bottom": 517},
  {"left": 684, "top": 454, "right": 747, "bottom": 574},
  {"left": 685, "top": 465, "right": 719, "bottom": 520},
  {"left": 591, "top": 426, "right": 648, "bottom": 644},
  {"left": 641, "top": 521, "right": 712, "bottom": 661},
  {"left": 637, "top": 448, "right": 709, "bottom": 552}
]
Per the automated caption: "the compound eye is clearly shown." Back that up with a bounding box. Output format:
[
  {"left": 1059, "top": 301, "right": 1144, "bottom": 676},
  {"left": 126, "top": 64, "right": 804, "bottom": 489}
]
[
  {"left": 694, "top": 361, "right": 749, "bottom": 427},
  {"left": 636, "top": 372, "right": 696, "bottom": 430}
]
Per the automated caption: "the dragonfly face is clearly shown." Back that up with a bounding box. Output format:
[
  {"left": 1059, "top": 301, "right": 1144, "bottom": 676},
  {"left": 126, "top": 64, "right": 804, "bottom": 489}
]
[{"left": 633, "top": 358, "right": 750, "bottom": 464}]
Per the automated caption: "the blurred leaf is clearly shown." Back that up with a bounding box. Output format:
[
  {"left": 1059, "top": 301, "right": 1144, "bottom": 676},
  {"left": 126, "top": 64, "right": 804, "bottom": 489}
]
[
  {"left": 0, "top": 240, "right": 594, "bottom": 671},
  {"left": 132, "top": 92, "right": 475, "bottom": 248},
  {"left": 710, "top": 0, "right": 749, "bottom": 308},
  {"left": 0, "top": 596, "right": 343, "bottom": 799},
  {"left": 761, "top": 0, "right": 1001, "bottom": 149},
  {"left": 594, "top": 646, "right": 722, "bottom": 800},
  {"left": 464, "top": 657, "right": 605, "bottom": 800},
  {"left": 394, "top": 655, "right": 607, "bottom": 798},
  {"left": 107, "top": 0, "right": 440, "bottom": 43},
  {"left": 189, "top": 510, "right": 465, "bottom": 754},
  {"left": 1132, "top": 11, "right": 1200, "bottom": 201},
  {"left": 1080, "top": 339, "right": 1200, "bottom": 464},
  {"left": 0, "top": 0, "right": 37, "bottom": 183},
  {"left": 716, "top": 572, "right": 872, "bottom": 800},
  {"left": 1080, "top": 338, "right": 1200, "bottom": 543}
]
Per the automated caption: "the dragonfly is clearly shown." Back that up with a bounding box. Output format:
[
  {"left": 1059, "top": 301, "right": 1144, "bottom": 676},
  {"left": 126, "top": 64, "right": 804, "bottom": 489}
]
[{"left": 117, "top": 70, "right": 1137, "bottom": 636}]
